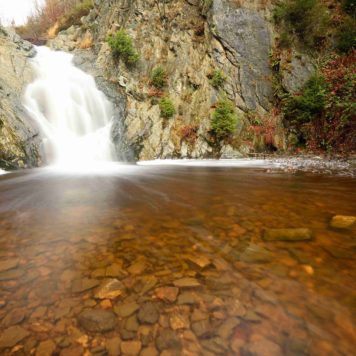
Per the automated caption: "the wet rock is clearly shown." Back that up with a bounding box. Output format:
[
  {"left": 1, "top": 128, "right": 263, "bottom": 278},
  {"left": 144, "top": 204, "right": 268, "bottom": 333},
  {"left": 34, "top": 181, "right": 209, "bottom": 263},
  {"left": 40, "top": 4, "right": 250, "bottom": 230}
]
[
  {"left": 36, "top": 340, "right": 56, "bottom": 356},
  {"left": 192, "top": 319, "right": 213, "bottom": 338},
  {"left": 71, "top": 278, "right": 99, "bottom": 293},
  {"left": 137, "top": 325, "right": 153, "bottom": 346},
  {"left": 90, "top": 345, "right": 107, "bottom": 355},
  {"left": 78, "top": 309, "right": 117, "bottom": 332},
  {"left": 156, "top": 329, "right": 181, "bottom": 351},
  {"left": 31, "top": 306, "right": 47, "bottom": 319},
  {"left": 106, "top": 336, "right": 121, "bottom": 356},
  {"left": 169, "top": 309, "right": 190, "bottom": 330},
  {"left": 0, "top": 258, "right": 19, "bottom": 272},
  {"left": 191, "top": 309, "right": 209, "bottom": 322},
  {"left": 106, "top": 263, "right": 127, "bottom": 278},
  {"left": 239, "top": 244, "right": 273, "bottom": 263},
  {"left": 242, "top": 310, "right": 262, "bottom": 322},
  {"left": 138, "top": 302, "right": 159, "bottom": 324},
  {"left": 177, "top": 292, "right": 199, "bottom": 305},
  {"left": 263, "top": 228, "right": 312, "bottom": 242},
  {"left": 141, "top": 346, "right": 158, "bottom": 356},
  {"left": 60, "top": 346, "right": 84, "bottom": 356},
  {"left": 173, "top": 278, "right": 200, "bottom": 288},
  {"left": 186, "top": 255, "right": 211, "bottom": 269},
  {"left": 94, "top": 278, "right": 125, "bottom": 299},
  {"left": 114, "top": 301, "right": 140, "bottom": 318},
  {"left": 140, "top": 275, "right": 158, "bottom": 294},
  {"left": 324, "top": 246, "right": 355, "bottom": 260},
  {"left": 155, "top": 287, "right": 179, "bottom": 303},
  {"left": 126, "top": 315, "right": 139, "bottom": 332},
  {"left": 231, "top": 338, "right": 245, "bottom": 353},
  {"left": 128, "top": 260, "right": 146, "bottom": 275},
  {"left": 201, "top": 337, "right": 228, "bottom": 354},
  {"left": 1, "top": 308, "right": 25, "bottom": 327},
  {"left": 0, "top": 268, "right": 24, "bottom": 280},
  {"left": 0, "top": 325, "right": 30, "bottom": 349},
  {"left": 330, "top": 215, "right": 356, "bottom": 229},
  {"left": 217, "top": 317, "right": 240, "bottom": 339},
  {"left": 241, "top": 338, "right": 282, "bottom": 356},
  {"left": 120, "top": 340, "right": 141, "bottom": 355}
]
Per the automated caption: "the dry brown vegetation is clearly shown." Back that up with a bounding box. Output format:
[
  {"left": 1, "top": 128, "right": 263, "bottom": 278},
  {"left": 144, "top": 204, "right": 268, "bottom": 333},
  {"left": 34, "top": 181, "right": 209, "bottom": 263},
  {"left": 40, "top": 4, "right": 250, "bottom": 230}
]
[{"left": 16, "top": 0, "right": 93, "bottom": 44}]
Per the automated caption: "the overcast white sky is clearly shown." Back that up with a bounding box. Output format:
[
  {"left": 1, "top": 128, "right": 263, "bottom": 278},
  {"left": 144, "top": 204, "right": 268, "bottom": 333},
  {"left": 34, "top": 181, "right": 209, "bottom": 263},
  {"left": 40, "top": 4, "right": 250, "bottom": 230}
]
[{"left": 0, "top": 0, "right": 44, "bottom": 26}]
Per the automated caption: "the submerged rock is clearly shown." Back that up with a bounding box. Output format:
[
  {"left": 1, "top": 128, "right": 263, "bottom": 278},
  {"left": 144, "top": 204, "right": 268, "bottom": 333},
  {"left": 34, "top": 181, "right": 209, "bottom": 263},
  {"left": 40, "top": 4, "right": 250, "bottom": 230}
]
[
  {"left": 154, "top": 287, "right": 179, "bottom": 303},
  {"left": 330, "top": 215, "right": 356, "bottom": 229},
  {"left": 138, "top": 302, "right": 159, "bottom": 324},
  {"left": 114, "top": 301, "right": 140, "bottom": 318},
  {"left": 239, "top": 244, "right": 273, "bottom": 263},
  {"left": 173, "top": 278, "right": 201, "bottom": 288},
  {"left": 71, "top": 278, "right": 99, "bottom": 293},
  {"left": 78, "top": 309, "right": 117, "bottom": 332},
  {"left": 94, "top": 278, "right": 125, "bottom": 299},
  {"left": 263, "top": 228, "right": 312, "bottom": 242},
  {"left": 0, "top": 325, "right": 29, "bottom": 349},
  {"left": 120, "top": 340, "right": 142, "bottom": 355},
  {"left": 0, "top": 258, "right": 19, "bottom": 272}
]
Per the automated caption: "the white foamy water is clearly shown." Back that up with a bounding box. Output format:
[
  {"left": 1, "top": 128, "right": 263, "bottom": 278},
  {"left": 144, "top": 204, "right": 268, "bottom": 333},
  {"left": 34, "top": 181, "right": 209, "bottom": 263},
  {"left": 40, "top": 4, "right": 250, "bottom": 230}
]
[
  {"left": 23, "top": 46, "right": 115, "bottom": 168},
  {"left": 0, "top": 169, "right": 7, "bottom": 175}
]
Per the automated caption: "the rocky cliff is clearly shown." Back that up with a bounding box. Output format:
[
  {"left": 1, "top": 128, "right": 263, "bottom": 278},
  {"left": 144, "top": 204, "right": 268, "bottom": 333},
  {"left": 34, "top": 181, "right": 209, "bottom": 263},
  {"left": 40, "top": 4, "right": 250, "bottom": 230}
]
[
  {"left": 0, "top": 27, "right": 41, "bottom": 169},
  {"left": 38, "top": 0, "right": 316, "bottom": 161}
]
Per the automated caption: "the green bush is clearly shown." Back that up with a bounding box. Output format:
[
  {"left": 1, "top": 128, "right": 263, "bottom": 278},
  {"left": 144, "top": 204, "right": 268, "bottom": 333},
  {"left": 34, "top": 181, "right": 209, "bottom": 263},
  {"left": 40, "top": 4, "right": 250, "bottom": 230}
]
[
  {"left": 211, "top": 98, "right": 238, "bottom": 138},
  {"left": 151, "top": 66, "right": 167, "bottom": 88},
  {"left": 273, "top": 0, "right": 330, "bottom": 49},
  {"left": 159, "top": 97, "right": 176, "bottom": 118},
  {"left": 342, "top": 0, "right": 355, "bottom": 15},
  {"left": 107, "top": 30, "right": 140, "bottom": 65},
  {"left": 210, "top": 69, "right": 225, "bottom": 88},
  {"left": 282, "top": 74, "right": 327, "bottom": 124},
  {"left": 334, "top": 17, "right": 356, "bottom": 53}
]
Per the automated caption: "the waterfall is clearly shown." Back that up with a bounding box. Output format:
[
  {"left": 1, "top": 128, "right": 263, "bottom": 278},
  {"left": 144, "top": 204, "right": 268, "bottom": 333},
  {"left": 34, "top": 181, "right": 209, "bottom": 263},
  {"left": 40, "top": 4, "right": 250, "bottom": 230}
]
[{"left": 23, "top": 46, "right": 116, "bottom": 168}]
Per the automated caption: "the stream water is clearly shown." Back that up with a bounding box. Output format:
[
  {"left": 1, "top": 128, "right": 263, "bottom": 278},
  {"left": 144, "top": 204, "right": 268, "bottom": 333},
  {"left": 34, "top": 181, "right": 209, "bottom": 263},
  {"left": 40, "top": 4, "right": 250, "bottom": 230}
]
[{"left": 0, "top": 164, "right": 355, "bottom": 355}]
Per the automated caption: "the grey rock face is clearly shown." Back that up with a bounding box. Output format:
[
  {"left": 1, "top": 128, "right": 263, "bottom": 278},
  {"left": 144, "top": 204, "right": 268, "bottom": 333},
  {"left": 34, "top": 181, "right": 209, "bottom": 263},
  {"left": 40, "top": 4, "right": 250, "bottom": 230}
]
[
  {"left": 210, "top": 0, "right": 273, "bottom": 112},
  {"left": 0, "top": 27, "right": 41, "bottom": 169},
  {"left": 281, "top": 51, "right": 315, "bottom": 93}
]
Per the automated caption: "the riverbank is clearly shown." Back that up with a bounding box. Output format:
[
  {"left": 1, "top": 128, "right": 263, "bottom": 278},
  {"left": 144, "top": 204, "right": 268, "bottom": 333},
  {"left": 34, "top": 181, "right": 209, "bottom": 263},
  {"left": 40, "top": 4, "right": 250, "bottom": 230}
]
[{"left": 1, "top": 156, "right": 355, "bottom": 177}]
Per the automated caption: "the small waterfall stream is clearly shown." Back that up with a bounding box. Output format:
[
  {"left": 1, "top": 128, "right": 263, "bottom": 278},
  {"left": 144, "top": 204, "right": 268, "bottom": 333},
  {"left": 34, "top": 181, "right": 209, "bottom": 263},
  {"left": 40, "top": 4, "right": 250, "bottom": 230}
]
[{"left": 23, "top": 46, "right": 116, "bottom": 168}]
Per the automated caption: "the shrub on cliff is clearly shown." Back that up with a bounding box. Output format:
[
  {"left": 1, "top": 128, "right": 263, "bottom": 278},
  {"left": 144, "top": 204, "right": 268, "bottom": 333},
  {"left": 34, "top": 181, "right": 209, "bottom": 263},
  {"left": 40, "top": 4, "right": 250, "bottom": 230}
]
[
  {"left": 282, "top": 74, "right": 327, "bottom": 125},
  {"left": 107, "top": 30, "right": 140, "bottom": 65},
  {"left": 151, "top": 66, "right": 167, "bottom": 88},
  {"left": 334, "top": 17, "right": 356, "bottom": 53},
  {"left": 273, "top": 0, "right": 330, "bottom": 49},
  {"left": 211, "top": 98, "right": 238, "bottom": 138},
  {"left": 282, "top": 53, "right": 355, "bottom": 151},
  {"left": 210, "top": 69, "right": 226, "bottom": 88},
  {"left": 159, "top": 97, "right": 176, "bottom": 118}
]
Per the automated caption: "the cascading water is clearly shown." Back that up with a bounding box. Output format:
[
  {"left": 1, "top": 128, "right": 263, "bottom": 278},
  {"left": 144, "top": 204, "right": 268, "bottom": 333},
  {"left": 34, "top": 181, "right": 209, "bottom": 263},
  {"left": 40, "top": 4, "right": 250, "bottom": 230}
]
[{"left": 23, "top": 46, "right": 116, "bottom": 168}]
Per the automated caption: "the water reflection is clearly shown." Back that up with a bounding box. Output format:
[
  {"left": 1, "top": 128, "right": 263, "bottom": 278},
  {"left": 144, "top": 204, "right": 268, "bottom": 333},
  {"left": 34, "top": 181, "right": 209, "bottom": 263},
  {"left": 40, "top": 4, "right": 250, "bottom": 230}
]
[{"left": 0, "top": 165, "right": 355, "bottom": 355}]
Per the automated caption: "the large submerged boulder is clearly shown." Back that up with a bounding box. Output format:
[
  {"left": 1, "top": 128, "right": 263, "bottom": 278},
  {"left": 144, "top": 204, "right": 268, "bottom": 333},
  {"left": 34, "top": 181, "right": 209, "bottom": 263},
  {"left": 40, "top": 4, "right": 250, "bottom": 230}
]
[{"left": 0, "top": 27, "right": 41, "bottom": 169}]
